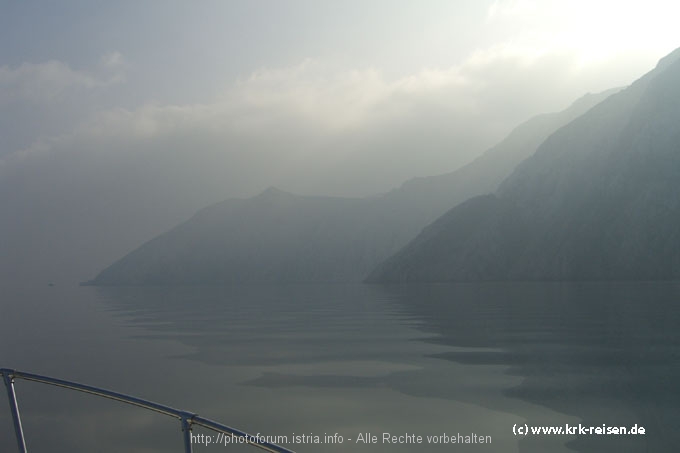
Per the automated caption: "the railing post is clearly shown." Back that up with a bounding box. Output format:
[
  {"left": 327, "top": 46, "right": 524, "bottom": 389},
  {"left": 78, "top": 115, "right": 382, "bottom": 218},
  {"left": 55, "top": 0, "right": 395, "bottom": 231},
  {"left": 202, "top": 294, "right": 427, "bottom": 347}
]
[
  {"left": 1, "top": 367, "right": 294, "bottom": 452},
  {"left": 1, "top": 370, "right": 28, "bottom": 453},
  {"left": 181, "top": 413, "right": 194, "bottom": 453}
]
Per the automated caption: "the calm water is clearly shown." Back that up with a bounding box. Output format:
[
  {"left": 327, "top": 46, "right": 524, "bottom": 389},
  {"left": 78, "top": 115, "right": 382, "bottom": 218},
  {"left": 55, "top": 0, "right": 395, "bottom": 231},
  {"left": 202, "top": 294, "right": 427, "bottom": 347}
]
[{"left": 1, "top": 282, "right": 679, "bottom": 452}]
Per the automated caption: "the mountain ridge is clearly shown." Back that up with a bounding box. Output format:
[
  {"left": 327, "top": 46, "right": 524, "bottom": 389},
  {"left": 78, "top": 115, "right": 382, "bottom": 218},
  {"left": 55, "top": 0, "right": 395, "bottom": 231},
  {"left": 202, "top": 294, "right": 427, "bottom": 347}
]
[
  {"left": 87, "top": 89, "right": 616, "bottom": 285},
  {"left": 368, "top": 47, "right": 680, "bottom": 283}
]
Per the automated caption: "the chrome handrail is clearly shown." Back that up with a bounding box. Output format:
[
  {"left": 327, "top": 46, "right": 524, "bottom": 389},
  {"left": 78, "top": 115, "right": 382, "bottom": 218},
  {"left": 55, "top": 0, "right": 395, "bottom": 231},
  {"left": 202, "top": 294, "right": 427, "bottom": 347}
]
[{"left": 1, "top": 368, "right": 295, "bottom": 453}]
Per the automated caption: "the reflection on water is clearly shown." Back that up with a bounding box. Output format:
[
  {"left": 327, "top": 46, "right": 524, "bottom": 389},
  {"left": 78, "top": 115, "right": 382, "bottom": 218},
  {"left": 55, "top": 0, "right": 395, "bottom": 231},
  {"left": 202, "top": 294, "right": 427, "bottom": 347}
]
[
  {"left": 381, "top": 282, "right": 680, "bottom": 452},
  {"left": 1, "top": 282, "right": 679, "bottom": 452}
]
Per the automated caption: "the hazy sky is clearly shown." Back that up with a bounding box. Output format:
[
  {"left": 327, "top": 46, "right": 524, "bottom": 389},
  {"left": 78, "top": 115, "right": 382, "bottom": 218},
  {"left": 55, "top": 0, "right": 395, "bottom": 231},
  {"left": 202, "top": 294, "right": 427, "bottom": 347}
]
[
  {"left": 1, "top": 0, "right": 679, "bottom": 282},
  {"left": 3, "top": 1, "right": 679, "bottom": 193}
]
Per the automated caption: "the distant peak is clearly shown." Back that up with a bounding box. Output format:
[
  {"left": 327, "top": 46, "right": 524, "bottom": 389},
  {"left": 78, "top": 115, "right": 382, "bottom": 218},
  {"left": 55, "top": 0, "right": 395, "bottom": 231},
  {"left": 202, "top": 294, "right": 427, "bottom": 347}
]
[
  {"left": 255, "top": 186, "right": 295, "bottom": 199},
  {"left": 261, "top": 186, "right": 285, "bottom": 195},
  {"left": 655, "top": 46, "right": 680, "bottom": 71},
  {"left": 568, "top": 87, "right": 621, "bottom": 111}
]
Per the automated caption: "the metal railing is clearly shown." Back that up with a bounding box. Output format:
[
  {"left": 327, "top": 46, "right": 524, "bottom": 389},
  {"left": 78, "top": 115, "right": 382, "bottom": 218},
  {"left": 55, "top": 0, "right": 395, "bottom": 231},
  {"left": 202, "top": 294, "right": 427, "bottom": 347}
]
[{"left": 1, "top": 368, "right": 295, "bottom": 453}]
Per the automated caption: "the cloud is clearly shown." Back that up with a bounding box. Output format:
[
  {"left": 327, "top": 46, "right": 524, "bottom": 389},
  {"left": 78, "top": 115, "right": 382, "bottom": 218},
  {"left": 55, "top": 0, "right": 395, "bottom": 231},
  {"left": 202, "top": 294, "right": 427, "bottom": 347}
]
[
  {"left": 100, "top": 51, "right": 125, "bottom": 70},
  {"left": 3, "top": 45, "right": 646, "bottom": 197},
  {"left": 0, "top": 53, "right": 126, "bottom": 104},
  {"left": 0, "top": 53, "right": 128, "bottom": 159},
  {"left": 0, "top": 60, "right": 96, "bottom": 102}
]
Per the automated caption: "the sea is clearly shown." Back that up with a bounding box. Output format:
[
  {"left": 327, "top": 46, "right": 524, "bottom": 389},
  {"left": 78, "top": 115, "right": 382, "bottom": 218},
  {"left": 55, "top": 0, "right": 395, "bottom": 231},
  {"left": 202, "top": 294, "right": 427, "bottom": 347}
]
[{"left": 1, "top": 281, "right": 679, "bottom": 452}]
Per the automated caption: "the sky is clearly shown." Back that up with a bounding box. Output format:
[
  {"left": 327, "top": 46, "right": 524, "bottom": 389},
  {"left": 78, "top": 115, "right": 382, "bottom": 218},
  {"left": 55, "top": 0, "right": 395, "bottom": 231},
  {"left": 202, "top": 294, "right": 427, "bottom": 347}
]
[{"left": 1, "top": 0, "right": 679, "bottom": 282}]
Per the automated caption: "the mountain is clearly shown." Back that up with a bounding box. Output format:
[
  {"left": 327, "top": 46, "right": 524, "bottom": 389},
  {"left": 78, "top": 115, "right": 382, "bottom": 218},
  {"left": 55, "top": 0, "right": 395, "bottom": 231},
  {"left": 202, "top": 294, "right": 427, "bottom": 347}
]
[
  {"left": 88, "top": 91, "right": 613, "bottom": 285},
  {"left": 89, "top": 188, "right": 398, "bottom": 284},
  {"left": 368, "top": 48, "right": 680, "bottom": 283},
  {"left": 381, "top": 88, "right": 618, "bottom": 220}
]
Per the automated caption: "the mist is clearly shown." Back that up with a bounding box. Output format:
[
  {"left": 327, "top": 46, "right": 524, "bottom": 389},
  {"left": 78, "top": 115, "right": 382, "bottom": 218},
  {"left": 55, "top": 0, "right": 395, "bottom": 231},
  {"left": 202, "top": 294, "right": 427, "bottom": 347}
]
[
  {"left": 3, "top": 4, "right": 680, "bottom": 453},
  {"left": 1, "top": 1, "right": 678, "bottom": 284}
]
